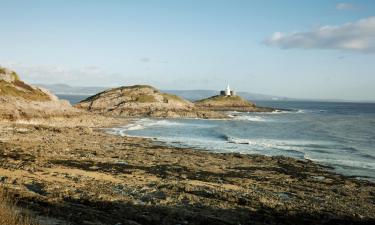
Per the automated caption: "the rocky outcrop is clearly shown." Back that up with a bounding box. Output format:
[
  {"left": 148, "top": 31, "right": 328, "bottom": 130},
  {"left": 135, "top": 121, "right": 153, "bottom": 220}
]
[
  {"left": 76, "top": 85, "right": 226, "bottom": 119},
  {"left": 0, "top": 67, "right": 79, "bottom": 120},
  {"left": 195, "top": 95, "right": 275, "bottom": 112}
]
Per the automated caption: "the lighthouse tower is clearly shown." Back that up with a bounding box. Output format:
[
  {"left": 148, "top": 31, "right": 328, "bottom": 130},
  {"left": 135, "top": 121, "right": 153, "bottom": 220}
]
[
  {"left": 220, "top": 84, "right": 236, "bottom": 96},
  {"left": 225, "top": 84, "right": 231, "bottom": 96}
]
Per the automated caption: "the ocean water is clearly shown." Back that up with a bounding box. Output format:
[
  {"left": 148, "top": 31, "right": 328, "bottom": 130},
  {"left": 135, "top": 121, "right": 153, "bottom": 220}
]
[
  {"left": 57, "top": 94, "right": 375, "bottom": 180},
  {"left": 106, "top": 101, "right": 375, "bottom": 181},
  {"left": 57, "top": 94, "right": 90, "bottom": 104}
]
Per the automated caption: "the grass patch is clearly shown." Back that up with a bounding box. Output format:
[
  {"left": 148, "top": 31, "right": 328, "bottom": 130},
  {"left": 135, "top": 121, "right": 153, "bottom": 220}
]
[
  {"left": 0, "top": 187, "right": 38, "bottom": 225},
  {"left": 136, "top": 94, "right": 157, "bottom": 103},
  {"left": 195, "top": 95, "right": 255, "bottom": 107},
  {"left": 161, "top": 93, "right": 189, "bottom": 103},
  {"left": 0, "top": 80, "right": 51, "bottom": 101}
]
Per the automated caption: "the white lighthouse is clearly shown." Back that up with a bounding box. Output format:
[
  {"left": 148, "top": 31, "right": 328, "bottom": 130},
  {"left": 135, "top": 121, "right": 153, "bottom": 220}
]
[
  {"left": 225, "top": 84, "right": 231, "bottom": 96},
  {"left": 220, "top": 84, "right": 236, "bottom": 96}
]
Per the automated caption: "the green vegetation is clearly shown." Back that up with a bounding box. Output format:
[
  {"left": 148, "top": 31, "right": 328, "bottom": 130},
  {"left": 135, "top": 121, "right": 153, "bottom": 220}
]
[{"left": 0, "top": 67, "right": 5, "bottom": 74}]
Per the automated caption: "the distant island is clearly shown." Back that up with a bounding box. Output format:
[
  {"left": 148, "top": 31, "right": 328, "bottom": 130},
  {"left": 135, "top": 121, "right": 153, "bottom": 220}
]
[{"left": 36, "top": 83, "right": 292, "bottom": 101}]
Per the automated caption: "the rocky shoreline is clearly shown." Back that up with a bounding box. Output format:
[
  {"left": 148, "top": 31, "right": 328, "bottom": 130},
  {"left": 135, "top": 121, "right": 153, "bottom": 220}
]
[{"left": 0, "top": 118, "right": 374, "bottom": 225}]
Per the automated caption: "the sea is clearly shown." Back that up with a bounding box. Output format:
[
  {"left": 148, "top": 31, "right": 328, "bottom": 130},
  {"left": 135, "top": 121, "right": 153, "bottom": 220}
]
[{"left": 59, "top": 94, "right": 375, "bottom": 181}]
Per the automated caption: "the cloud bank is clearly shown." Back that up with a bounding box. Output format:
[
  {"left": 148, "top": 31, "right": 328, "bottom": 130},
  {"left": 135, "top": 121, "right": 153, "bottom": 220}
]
[
  {"left": 0, "top": 61, "right": 123, "bottom": 86},
  {"left": 264, "top": 17, "right": 375, "bottom": 53}
]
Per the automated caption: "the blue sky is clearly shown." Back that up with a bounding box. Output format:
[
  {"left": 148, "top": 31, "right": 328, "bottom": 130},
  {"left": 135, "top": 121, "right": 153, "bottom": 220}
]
[{"left": 0, "top": 0, "right": 375, "bottom": 101}]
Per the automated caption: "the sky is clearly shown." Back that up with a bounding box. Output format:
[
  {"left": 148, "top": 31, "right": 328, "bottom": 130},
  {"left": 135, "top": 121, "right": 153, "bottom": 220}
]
[{"left": 0, "top": 0, "right": 375, "bottom": 101}]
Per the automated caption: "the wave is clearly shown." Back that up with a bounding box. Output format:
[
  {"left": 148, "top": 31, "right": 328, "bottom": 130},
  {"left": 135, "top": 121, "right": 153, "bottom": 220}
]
[
  {"left": 127, "top": 119, "right": 184, "bottom": 130},
  {"left": 124, "top": 124, "right": 145, "bottom": 131},
  {"left": 252, "top": 109, "right": 306, "bottom": 115},
  {"left": 304, "top": 155, "right": 375, "bottom": 170},
  {"left": 289, "top": 143, "right": 360, "bottom": 154},
  {"left": 225, "top": 136, "right": 307, "bottom": 154},
  {"left": 233, "top": 115, "right": 267, "bottom": 122},
  {"left": 108, "top": 118, "right": 215, "bottom": 136},
  {"left": 106, "top": 119, "right": 185, "bottom": 136}
]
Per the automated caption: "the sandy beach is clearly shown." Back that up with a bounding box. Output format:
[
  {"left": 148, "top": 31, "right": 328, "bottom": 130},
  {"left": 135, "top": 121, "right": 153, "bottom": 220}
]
[{"left": 0, "top": 117, "right": 374, "bottom": 225}]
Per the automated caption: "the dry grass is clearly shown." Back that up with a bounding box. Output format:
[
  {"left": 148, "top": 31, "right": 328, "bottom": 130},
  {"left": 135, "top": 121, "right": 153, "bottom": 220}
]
[
  {"left": 0, "top": 80, "right": 50, "bottom": 101},
  {"left": 161, "top": 93, "right": 189, "bottom": 103},
  {"left": 195, "top": 95, "right": 255, "bottom": 107},
  {"left": 0, "top": 187, "right": 38, "bottom": 225},
  {"left": 136, "top": 94, "right": 157, "bottom": 103}
]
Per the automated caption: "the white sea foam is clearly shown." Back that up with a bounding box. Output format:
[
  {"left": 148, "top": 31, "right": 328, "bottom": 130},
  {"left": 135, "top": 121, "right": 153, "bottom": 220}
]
[
  {"left": 304, "top": 155, "right": 375, "bottom": 170},
  {"left": 233, "top": 115, "right": 267, "bottom": 122},
  {"left": 226, "top": 137, "right": 309, "bottom": 153},
  {"left": 107, "top": 118, "right": 191, "bottom": 136},
  {"left": 253, "top": 109, "right": 306, "bottom": 115},
  {"left": 125, "top": 124, "right": 145, "bottom": 131}
]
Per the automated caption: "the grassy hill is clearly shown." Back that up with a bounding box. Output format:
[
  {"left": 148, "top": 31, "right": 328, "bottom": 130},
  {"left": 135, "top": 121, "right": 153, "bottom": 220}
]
[
  {"left": 0, "top": 67, "right": 51, "bottom": 101},
  {"left": 195, "top": 95, "right": 255, "bottom": 107},
  {"left": 195, "top": 94, "right": 274, "bottom": 112}
]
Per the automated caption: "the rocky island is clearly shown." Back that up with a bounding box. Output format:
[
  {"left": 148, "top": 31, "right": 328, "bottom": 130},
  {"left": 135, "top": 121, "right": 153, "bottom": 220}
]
[
  {"left": 195, "top": 95, "right": 274, "bottom": 112},
  {"left": 194, "top": 85, "right": 275, "bottom": 113},
  {"left": 0, "top": 68, "right": 374, "bottom": 225},
  {"left": 75, "top": 85, "right": 227, "bottom": 119},
  {"left": 76, "top": 85, "right": 275, "bottom": 119}
]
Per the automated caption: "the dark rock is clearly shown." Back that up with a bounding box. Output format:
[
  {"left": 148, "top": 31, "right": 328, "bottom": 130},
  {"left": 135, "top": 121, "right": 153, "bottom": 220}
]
[{"left": 25, "top": 182, "right": 46, "bottom": 195}]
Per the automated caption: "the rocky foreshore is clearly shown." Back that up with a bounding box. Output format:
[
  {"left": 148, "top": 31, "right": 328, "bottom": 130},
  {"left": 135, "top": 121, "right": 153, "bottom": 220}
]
[{"left": 0, "top": 118, "right": 374, "bottom": 225}]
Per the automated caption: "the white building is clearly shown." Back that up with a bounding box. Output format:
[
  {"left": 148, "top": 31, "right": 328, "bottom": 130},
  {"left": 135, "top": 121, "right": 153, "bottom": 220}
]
[
  {"left": 225, "top": 85, "right": 231, "bottom": 96},
  {"left": 220, "top": 84, "right": 236, "bottom": 96}
]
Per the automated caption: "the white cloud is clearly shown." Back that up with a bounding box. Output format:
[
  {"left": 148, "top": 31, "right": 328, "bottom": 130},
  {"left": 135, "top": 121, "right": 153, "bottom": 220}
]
[
  {"left": 264, "top": 17, "right": 375, "bottom": 53},
  {"left": 0, "top": 62, "right": 122, "bottom": 86},
  {"left": 336, "top": 3, "right": 356, "bottom": 10}
]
